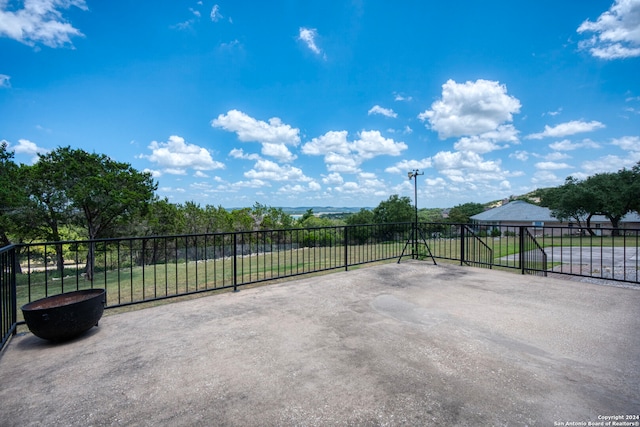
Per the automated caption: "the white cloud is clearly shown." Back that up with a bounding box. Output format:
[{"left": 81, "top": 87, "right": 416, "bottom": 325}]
[
  {"left": 577, "top": 0, "right": 640, "bottom": 59},
  {"left": 479, "top": 124, "right": 520, "bottom": 142},
  {"left": 452, "top": 124, "right": 519, "bottom": 154},
  {"left": 244, "top": 159, "right": 311, "bottom": 182},
  {"left": 432, "top": 150, "right": 501, "bottom": 174},
  {"left": 427, "top": 150, "right": 519, "bottom": 195},
  {"left": 453, "top": 136, "right": 502, "bottom": 154},
  {"left": 298, "top": 27, "right": 322, "bottom": 55},
  {"left": 13, "top": 138, "right": 48, "bottom": 156},
  {"left": 229, "top": 148, "right": 261, "bottom": 161},
  {"left": 143, "top": 168, "right": 162, "bottom": 178},
  {"left": 213, "top": 110, "right": 301, "bottom": 162},
  {"left": 164, "top": 168, "right": 188, "bottom": 176},
  {"left": 143, "top": 135, "right": 225, "bottom": 173},
  {"left": 8, "top": 138, "right": 49, "bottom": 163},
  {"left": 527, "top": 120, "right": 605, "bottom": 139},
  {"left": 324, "top": 152, "right": 359, "bottom": 173},
  {"left": 531, "top": 171, "right": 561, "bottom": 186},
  {"left": 611, "top": 135, "right": 640, "bottom": 150},
  {"left": 548, "top": 138, "right": 601, "bottom": 151},
  {"left": 394, "top": 92, "right": 413, "bottom": 102},
  {"left": 0, "top": 74, "right": 10, "bottom": 88},
  {"left": 418, "top": 79, "right": 521, "bottom": 139},
  {"left": 278, "top": 180, "right": 322, "bottom": 195},
  {"left": 385, "top": 158, "right": 432, "bottom": 175},
  {"left": 322, "top": 172, "right": 344, "bottom": 185},
  {"left": 220, "top": 39, "right": 240, "bottom": 50},
  {"left": 582, "top": 152, "right": 640, "bottom": 174},
  {"left": 302, "top": 130, "right": 406, "bottom": 173},
  {"left": 260, "top": 142, "right": 297, "bottom": 163},
  {"left": 0, "top": 0, "right": 87, "bottom": 47},
  {"left": 544, "top": 151, "right": 571, "bottom": 161},
  {"left": 353, "top": 130, "right": 407, "bottom": 159},
  {"left": 332, "top": 173, "right": 388, "bottom": 197},
  {"left": 368, "top": 105, "right": 397, "bottom": 118},
  {"left": 510, "top": 150, "right": 529, "bottom": 161},
  {"left": 212, "top": 110, "right": 300, "bottom": 145},
  {"left": 308, "top": 181, "right": 321, "bottom": 191},
  {"left": 210, "top": 4, "right": 223, "bottom": 22},
  {"left": 534, "top": 161, "right": 573, "bottom": 170},
  {"left": 194, "top": 171, "right": 209, "bottom": 178},
  {"left": 301, "top": 131, "right": 350, "bottom": 156},
  {"left": 544, "top": 107, "right": 563, "bottom": 117}
]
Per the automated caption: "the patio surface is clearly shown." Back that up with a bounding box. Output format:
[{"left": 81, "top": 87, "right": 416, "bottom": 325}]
[{"left": 1, "top": 262, "right": 639, "bottom": 426}]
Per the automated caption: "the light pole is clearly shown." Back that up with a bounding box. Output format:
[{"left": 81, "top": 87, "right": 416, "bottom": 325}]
[{"left": 407, "top": 169, "right": 424, "bottom": 259}]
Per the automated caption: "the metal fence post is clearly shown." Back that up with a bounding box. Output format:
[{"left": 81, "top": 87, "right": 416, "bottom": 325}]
[
  {"left": 233, "top": 233, "right": 238, "bottom": 292},
  {"left": 11, "top": 247, "right": 17, "bottom": 336},
  {"left": 519, "top": 226, "right": 525, "bottom": 275},
  {"left": 460, "top": 225, "right": 465, "bottom": 266},
  {"left": 344, "top": 226, "right": 349, "bottom": 271}
]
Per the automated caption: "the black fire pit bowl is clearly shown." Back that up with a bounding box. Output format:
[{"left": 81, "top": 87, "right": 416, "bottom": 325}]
[{"left": 21, "top": 289, "right": 106, "bottom": 342}]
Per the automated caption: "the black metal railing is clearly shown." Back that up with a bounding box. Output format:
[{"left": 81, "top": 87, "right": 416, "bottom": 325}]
[
  {"left": 461, "top": 225, "right": 494, "bottom": 268},
  {"left": 466, "top": 223, "right": 639, "bottom": 282},
  {"left": 0, "top": 245, "right": 17, "bottom": 352},
  {"left": 521, "top": 228, "right": 548, "bottom": 276},
  {"left": 10, "top": 223, "right": 412, "bottom": 322},
  {"left": 1, "top": 221, "right": 638, "bottom": 347}
]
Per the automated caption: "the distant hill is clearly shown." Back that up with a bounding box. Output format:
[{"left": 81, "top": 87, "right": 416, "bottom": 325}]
[
  {"left": 483, "top": 190, "right": 544, "bottom": 210},
  {"left": 278, "top": 190, "right": 547, "bottom": 216}
]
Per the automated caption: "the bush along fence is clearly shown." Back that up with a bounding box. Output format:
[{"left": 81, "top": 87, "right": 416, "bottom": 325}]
[{"left": 1, "top": 222, "right": 639, "bottom": 352}]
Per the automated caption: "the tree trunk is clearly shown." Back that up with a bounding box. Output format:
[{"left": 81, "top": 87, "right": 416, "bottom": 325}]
[
  {"left": 609, "top": 215, "right": 622, "bottom": 237},
  {"left": 585, "top": 214, "right": 596, "bottom": 236},
  {"left": 85, "top": 241, "right": 95, "bottom": 282},
  {"left": 55, "top": 244, "right": 65, "bottom": 277}
]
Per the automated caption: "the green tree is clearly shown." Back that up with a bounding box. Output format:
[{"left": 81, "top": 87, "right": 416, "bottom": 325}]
[
  {"left": 0, "top": 143, "right": 29, "bottom": 247},
  {"left": 418, "top": 208, "right": 444, "bottom": 223},
  {"left": 230, "top": 207, "right": 255, "bottom": 232},
  {"left": 583, "top": 167, "right": 639, "bottom": 233},
  {"left": 540, "top": 162, "right": 640, "bottom": 235},
  {"left": 346, "top": 208, "right": 374, "bottom": 225},
  {"left": 204, "top": 205, "right": 233, "bottom": 233},
  {"left": 139, "top": 198, "right": 182, "bottom": 237},
  {"left": 36, "top": 147, "right": 157, "bottom": 280},
  {"left": 539, "top": 177, "right": 591, "bottom": 228},
  {"left": 253, "top": 203, "right": 294, "bottom": 230},
  {"left": 180, "top": 201, "right": 207, "bottom": 235},
  {"left": 345, "top": 208, "right": 375, "bottom": 244},
  {"left": 631, "top": 163, "right": 640, "bottom": 215},
  {"left": 373, "top": 195, "right": 413, "bottom": 224},
  {"left": 21, "top": 160, "right": 79, "bottom": 274},
  {"left": 448, "top": 202, "right": 485, "bottom": 224},
  {"left": 296, "top": 208, "right": 314, "bottom": 226}
]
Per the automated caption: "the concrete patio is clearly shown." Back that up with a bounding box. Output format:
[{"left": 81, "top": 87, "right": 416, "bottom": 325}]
[{"left": 1, "top": 262, "right": 639, "bottom": 426}]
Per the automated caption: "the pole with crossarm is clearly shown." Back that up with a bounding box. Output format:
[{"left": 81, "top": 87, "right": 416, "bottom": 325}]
[
  {"left": 398, "top": 169, "right": 436, "bottom": 264},
  {"left": 409, "top": 170, "right": 423, "bottom": 258}
]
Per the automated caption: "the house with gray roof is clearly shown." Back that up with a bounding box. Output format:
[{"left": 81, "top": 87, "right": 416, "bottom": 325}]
[{"left": 470, "top": 200, "right": 640, "bottom": 235}]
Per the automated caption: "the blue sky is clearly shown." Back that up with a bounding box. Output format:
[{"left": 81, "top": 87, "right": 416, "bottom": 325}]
[{"left": 1, "top": 0, "right": 639, "bottom": 208}]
